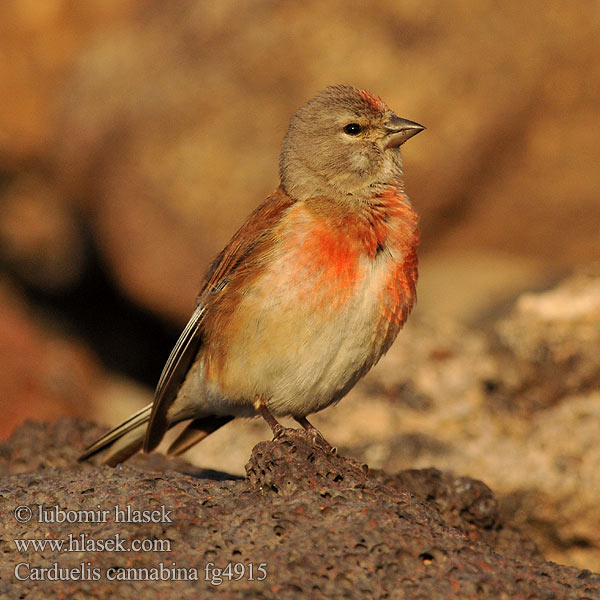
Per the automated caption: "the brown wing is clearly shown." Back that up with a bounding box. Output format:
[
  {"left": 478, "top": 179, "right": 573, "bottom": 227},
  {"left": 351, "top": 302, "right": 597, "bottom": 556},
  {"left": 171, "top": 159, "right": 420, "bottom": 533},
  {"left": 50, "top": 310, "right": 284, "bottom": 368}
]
[{"left": 143, "top": 187, "right": 296, "bottom": 452}]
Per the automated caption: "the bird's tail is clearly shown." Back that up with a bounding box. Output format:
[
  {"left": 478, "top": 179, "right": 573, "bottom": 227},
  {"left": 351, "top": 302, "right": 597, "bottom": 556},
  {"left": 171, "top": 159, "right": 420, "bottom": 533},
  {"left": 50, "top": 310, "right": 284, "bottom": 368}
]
[
  {"left": 78, "top": 403, "right": 153, "bottom": 467},
  {"left": 79, "top": 405, "right": 234, "bottom": 466}
]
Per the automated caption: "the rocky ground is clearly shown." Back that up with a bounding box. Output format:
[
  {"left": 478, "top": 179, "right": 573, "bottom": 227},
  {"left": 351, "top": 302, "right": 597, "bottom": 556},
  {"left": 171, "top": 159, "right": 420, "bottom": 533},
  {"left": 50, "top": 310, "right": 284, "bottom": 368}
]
[{"left": 1, "top": 419, "right": 599, "bottom": 599}]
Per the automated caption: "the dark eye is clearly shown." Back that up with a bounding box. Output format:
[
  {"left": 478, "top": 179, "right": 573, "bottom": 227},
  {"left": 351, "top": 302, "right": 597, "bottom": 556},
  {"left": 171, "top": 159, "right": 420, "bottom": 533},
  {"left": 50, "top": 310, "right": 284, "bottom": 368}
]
[{"left": 343, "top": 123, "right": 362, "bottom": 135}]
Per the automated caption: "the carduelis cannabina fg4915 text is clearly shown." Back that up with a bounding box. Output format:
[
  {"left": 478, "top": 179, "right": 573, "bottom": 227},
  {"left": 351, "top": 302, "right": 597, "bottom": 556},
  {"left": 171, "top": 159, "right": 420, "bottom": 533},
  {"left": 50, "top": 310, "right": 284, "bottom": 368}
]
[{"left": 80, "top": 85, "right": 425, "bottom": 466}]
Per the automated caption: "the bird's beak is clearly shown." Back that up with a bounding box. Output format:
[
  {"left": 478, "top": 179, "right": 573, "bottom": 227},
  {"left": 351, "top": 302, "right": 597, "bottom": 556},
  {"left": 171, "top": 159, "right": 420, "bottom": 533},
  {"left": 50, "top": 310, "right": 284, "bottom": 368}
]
[{"left": 384, "top": 115, "right": 425, "bottom": 149}]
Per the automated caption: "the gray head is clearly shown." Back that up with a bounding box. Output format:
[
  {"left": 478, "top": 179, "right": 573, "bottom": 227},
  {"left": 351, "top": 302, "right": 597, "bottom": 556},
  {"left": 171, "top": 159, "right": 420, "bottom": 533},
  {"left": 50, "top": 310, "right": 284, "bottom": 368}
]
[{"left": 279, "top": 85, "right": 424, "bottom": 202}]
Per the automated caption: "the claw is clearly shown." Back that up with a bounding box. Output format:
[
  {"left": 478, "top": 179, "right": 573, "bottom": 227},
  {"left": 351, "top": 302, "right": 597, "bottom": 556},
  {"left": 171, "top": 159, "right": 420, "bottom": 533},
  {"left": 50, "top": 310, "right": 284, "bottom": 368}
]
[
  {"left": 272, "top": 424, "right": 285, "bottom": 440},
  {"left": 295, "top": 416, "right": 335, "bottom": 450}
]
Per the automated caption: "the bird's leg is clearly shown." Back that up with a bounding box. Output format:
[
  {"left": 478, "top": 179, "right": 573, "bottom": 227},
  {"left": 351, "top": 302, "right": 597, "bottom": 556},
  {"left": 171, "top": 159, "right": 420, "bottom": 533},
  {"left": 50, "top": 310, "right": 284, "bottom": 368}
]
[
  {"left": 294, "top": 416, "right": 337, "bottom": 454},
  {"left": 253, "top": 397, "right": 284, "bottom": 439}
]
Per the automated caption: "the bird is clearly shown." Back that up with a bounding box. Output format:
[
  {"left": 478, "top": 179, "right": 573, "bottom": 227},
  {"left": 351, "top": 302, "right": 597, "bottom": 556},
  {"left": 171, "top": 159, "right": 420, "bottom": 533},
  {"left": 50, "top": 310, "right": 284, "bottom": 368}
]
[{"left": 79, "top": 84, "right": 424, "bottom": 466}]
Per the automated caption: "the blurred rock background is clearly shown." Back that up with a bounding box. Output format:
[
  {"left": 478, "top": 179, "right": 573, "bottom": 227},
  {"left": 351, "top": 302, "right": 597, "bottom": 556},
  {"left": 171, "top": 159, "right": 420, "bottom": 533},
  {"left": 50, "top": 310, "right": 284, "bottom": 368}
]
[{"left": 0, "top": 0, "right": 598, "bottom": 570}]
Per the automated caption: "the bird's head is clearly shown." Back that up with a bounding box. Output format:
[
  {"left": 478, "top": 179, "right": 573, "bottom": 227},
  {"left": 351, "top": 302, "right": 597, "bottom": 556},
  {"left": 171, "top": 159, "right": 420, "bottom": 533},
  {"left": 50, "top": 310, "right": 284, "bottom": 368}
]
[{"left": 279, "top": 85, "right": 424, "bottom": 203}]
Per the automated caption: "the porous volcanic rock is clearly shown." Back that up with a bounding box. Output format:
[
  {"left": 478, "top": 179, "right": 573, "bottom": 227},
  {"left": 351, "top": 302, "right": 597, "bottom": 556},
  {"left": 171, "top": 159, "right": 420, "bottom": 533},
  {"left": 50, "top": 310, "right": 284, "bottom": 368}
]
[{"left": 1, "top": 419, "right": 598, "bottom": 599}]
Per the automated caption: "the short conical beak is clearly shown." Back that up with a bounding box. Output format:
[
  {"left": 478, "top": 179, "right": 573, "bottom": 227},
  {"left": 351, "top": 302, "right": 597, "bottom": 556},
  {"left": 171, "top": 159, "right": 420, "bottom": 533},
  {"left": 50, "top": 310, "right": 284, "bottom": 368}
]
[{"left": 384, "top": 116, "right": 425, "bottom": 149}]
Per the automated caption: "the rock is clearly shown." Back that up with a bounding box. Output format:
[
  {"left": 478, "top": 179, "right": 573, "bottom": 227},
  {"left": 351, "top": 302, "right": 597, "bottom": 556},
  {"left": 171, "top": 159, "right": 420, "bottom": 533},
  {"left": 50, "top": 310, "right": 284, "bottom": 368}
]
[
  {"left": 246, "top": 429, "right": 369, "bottom": 497},
  {"left": 0, "top": 283, "right": 102, "bottom": 439},
  {"left": 1, "top": 419, "right": 599, "bottom": 599},
  {"left": 373, "top": 468, "right": 541, "bottom": 563},
  {"left": 494, "top": 267, "right": 600, "bottom": 407},
  {"left": 0, "top": 1, "right": 144, "bottom": 162},
  {"left": 0, "top": 176, "right": 85, "bottom": 291}
]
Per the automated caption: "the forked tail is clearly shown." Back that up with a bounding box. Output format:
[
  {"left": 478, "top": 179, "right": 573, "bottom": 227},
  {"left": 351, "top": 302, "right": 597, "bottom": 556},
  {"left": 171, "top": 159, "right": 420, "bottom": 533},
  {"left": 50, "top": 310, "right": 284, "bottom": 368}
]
[
  {"left": 78, "top": 403, "right": 153, "bottom": 467},
  {"left": 78, "top": 405, "right": 233, "bottom": 466}
]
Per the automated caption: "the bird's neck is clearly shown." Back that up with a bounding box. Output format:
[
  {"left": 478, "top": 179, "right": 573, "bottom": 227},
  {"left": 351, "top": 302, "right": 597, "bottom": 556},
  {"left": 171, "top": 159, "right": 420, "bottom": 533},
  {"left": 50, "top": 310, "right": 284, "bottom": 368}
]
[{"left": 281, "top": 151, "right": 406, "bottom": 207}]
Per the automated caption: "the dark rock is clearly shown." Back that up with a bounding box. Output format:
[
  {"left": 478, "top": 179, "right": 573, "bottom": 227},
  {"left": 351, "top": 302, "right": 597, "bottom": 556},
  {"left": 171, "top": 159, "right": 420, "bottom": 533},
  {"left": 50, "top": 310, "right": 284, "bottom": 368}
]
[
  {"left": 1, "top": 419, "right": 598, "bottom": 599},
  {"left": 373, "top": 468, "right": 542, "bottom": 563},
  {"left": 246, "top": 428, "right": 369, "bottom": 497}
]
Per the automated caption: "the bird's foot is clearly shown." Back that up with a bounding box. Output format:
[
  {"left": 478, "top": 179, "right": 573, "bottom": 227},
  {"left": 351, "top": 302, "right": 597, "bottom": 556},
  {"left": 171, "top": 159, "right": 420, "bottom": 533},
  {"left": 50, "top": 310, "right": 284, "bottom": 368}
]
[
  {"left": 271, "top": 423, "right": 286, "bottom": 440},
  {"left": 294, "top": 416, "right": 337, "bottom": 454},
  {"left": 312, "top": 431, "right": 337, "bottom": 455}
]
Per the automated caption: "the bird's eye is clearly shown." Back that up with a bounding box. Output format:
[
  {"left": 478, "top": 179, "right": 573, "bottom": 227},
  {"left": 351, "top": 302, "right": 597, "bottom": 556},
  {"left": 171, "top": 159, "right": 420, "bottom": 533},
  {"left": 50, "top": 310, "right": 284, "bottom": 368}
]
[{"left": 343, "top": 123, "right": 362, "bottom": 136}]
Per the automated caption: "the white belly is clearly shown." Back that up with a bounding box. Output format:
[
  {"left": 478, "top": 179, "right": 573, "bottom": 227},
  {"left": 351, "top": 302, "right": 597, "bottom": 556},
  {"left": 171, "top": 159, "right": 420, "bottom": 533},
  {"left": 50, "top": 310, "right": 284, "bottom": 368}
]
[{"left": 214, "top": 251, "right": 396, "bottom": 417}]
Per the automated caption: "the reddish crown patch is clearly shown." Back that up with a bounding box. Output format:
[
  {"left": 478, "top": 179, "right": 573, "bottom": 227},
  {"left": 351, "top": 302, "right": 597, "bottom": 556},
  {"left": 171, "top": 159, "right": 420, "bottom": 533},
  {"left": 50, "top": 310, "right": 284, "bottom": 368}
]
[{"left": 359, "top": 89, "right": 386, "bottom": 112}]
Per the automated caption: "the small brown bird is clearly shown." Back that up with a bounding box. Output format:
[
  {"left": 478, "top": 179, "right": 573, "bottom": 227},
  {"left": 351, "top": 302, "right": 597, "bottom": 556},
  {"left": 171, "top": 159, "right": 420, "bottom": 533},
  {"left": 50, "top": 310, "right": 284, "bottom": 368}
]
[{"left": 80, "top": 85, "right": 424, "bottom": 466}]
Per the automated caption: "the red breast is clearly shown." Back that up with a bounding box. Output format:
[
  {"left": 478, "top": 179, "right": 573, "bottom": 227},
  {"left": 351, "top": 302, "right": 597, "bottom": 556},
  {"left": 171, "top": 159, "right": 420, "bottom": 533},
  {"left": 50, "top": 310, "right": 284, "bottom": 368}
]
[{"left": 201, "top": 185, "right": 419, "bottom": 395}]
